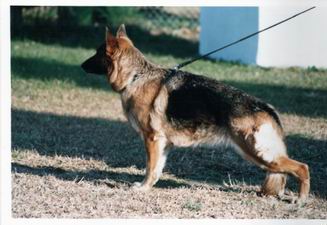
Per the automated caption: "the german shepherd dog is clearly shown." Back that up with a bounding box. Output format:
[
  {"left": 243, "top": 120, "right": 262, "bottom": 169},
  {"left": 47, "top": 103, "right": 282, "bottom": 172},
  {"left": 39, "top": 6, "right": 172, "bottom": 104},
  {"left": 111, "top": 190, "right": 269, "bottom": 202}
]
[{"left": 81, "top": 24, "right": 310, "bottom": 203}]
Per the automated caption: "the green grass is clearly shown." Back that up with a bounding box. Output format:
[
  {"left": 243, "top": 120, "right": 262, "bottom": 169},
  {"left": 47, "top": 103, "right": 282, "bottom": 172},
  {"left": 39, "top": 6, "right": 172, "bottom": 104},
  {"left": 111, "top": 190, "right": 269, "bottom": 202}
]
[
  {"left": 12, "top": 37, "right": 327, "bottom": 119},
  {"left": 11, "top": 25, "right": 327, "bottom": 218}
]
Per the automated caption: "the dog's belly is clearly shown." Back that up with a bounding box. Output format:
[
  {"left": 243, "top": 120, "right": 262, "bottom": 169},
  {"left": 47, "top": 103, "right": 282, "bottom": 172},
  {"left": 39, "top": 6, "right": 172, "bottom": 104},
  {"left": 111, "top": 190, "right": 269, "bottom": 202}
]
[{"left": 165, "top": 123, "right": 230, "bottom": 148}]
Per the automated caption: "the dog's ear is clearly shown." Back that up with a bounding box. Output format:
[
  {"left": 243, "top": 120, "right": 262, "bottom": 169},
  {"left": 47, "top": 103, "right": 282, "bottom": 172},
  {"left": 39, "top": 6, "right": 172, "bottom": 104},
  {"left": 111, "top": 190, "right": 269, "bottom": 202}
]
[
  {"left": 116, "top": 24, "right": 133, "bottom": 46},
  {"left": 116, "top": 24, "right": 127, "bottom": 38},
  {"left": 106, "top": 26, "right": 118, "bottom": 56}
]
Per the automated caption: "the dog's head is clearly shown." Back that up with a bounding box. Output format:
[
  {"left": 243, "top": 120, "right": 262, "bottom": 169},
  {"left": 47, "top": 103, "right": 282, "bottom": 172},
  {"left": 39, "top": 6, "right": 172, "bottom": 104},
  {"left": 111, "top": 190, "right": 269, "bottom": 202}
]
[
  {"left": 81, "top": 24, "right": 138, "bottom": 92},
  {"left": 81, "top": 43, "right": 109, "bottom": 75}
]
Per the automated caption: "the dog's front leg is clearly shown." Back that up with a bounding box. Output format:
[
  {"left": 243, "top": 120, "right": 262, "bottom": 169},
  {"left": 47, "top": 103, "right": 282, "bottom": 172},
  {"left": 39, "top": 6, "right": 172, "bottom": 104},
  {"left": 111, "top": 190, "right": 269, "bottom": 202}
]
[{"left": 133, "top": 134, "right": 168, "bottom": 191}]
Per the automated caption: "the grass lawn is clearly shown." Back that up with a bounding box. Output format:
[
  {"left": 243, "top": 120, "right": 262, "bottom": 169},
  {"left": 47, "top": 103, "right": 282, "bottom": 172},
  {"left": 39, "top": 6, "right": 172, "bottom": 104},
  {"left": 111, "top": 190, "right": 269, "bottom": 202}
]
[{"left": 11, "top": 25, "right": 327, "bottom": 218}]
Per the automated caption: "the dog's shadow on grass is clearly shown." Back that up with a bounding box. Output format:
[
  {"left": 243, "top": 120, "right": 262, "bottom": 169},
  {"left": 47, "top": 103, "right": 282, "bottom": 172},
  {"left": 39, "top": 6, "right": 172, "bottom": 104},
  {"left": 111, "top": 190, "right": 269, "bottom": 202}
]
[
  {"left": 12, "top": 108, "right": 189, "bottom": 189},
  {"left": 11, "top": 163, "right": 188, "bottom": 189},
  {"left": 12, "top": 108, "right": 327, "bottom": 197}
]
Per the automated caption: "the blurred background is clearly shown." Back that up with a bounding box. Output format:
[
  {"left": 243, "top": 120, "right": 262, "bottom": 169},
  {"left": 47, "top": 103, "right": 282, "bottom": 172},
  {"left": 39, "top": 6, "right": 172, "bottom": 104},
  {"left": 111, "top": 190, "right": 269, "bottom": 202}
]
[
  {"left": 11, "top": 6, "right": 200, "bottom": 40},
  {"left": 11, "top": 6, "right": 200, "bottom": 59},
  {"left": 11, "top": 6, "right": 327, "bottom": 68}
]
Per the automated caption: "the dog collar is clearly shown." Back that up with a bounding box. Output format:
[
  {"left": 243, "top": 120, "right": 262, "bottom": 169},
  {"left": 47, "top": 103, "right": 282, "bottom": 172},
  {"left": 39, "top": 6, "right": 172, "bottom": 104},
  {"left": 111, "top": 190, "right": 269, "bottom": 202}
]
[
  {"left": 162, "top": 69, "right": 178, "bottom": 84},
  {"left": 132, "top": 73, "right": 141, "bottom": 83}
]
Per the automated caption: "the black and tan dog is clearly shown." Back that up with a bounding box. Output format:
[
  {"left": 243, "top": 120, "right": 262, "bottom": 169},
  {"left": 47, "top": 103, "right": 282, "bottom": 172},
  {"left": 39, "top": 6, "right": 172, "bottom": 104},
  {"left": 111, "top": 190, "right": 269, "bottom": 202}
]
[{"left": 81, "top": 24, "right": 310, "bottom": 203}]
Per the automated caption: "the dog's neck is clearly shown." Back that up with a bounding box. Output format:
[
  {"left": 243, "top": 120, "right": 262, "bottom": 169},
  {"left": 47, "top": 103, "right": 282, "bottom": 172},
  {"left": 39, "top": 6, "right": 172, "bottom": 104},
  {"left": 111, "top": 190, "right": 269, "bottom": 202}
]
[
  {"left": 124, "top": 57, "right": 165, "bottom": 86},
  {"left": 112, "top": 48, "right": 168, "bottom": 94}
]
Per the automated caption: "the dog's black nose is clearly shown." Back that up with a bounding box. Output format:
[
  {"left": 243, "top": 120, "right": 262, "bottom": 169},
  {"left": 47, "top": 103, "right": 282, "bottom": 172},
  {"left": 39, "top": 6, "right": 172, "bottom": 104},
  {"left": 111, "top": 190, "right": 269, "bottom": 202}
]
[
  {"left": 81, "top": 59, "right": 97, "bottom": 74},
  {"left": 81, "top": 61, "right": 89, "bottom": 72}
]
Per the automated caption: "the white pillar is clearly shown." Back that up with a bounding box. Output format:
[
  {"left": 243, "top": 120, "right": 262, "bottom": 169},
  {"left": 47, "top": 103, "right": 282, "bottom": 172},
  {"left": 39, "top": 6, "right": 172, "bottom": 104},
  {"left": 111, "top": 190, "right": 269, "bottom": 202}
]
[{"left": 200, "top": 6, "right": 327, "bottom": 68}]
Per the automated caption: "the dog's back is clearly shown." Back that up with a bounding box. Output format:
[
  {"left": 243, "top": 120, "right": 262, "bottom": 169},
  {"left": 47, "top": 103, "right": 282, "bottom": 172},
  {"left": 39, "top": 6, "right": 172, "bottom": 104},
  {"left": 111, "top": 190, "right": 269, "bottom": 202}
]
[{"left": 164, "top": 71, "right": 282, "bottom": 129}]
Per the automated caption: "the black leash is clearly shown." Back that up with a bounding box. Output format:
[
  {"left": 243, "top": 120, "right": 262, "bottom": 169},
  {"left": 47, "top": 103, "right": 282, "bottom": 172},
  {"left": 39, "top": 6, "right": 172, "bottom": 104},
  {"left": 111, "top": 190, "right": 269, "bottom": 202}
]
[{"left": 172, "top": 6, "right": 316, "bottom": 71}]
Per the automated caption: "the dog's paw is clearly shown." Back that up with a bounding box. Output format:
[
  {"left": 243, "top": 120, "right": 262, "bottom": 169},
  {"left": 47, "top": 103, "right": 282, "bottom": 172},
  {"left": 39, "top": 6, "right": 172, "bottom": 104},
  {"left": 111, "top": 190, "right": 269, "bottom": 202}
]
[
  {"left": 293, "top": 196, "right": 308, "bottom": 206},
  {"left": 278, "top": 194, "right": 307, "bottom": 206},
  {"left": 277, "top": 193, "right": 296, "bottom": 204},
  {"left": 131, "top": 182, "right": 151, "bottom": 192}
]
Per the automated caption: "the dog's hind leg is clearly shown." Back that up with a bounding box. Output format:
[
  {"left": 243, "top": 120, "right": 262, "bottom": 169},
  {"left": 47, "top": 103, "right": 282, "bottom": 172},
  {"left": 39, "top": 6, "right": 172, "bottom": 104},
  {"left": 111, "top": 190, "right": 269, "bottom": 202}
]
[
  {"left": 264, "top": 156, "right": 310, "bottom": 203},
  {"left": 133, "top": 134, "right": 169, "bottom": 191},
  {"left": 262, "top": 172, "right": 287, "bottom": 197},
  {"left": 231, "top": 116, "right": 310, "bottom": 203}
]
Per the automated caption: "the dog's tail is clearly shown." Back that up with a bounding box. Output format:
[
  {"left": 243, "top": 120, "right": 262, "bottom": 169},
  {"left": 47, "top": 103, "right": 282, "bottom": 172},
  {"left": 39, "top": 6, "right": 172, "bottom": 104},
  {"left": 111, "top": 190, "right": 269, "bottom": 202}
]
[{"left": 261, "top": 172, "right": 287, "bottom": 196}]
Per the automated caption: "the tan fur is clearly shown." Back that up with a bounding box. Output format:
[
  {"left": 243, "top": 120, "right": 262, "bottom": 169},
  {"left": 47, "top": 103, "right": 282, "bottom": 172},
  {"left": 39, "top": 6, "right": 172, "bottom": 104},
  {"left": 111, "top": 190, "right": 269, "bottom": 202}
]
[
  {"left": 266, "top": 156, "right": 310, "bottom": 200},
  {"left": 261, "top": 173, "right": 287, "bottom": 196},
  {"left": 122, "top": 79, "right": 162, "bottom": 136},
  {"left": 231, "top": 112, "right": 283, "bottom": 139},
  {"left": 137, "top": 136, "right": 168, "bottom": 190},
  {"left": 230, "top": 112, "right": 278, "bottom": 167}
]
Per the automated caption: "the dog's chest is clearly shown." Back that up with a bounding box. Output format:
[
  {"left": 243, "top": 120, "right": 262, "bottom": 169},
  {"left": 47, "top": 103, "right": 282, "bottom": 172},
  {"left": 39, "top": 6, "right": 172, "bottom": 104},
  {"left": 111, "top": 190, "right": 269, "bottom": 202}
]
[
  {"left": 121, "top": 85, "right": 157, "bottom": 135},
  {"left": 121, "top": 95, "right": 142, "bottom": 134}
]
